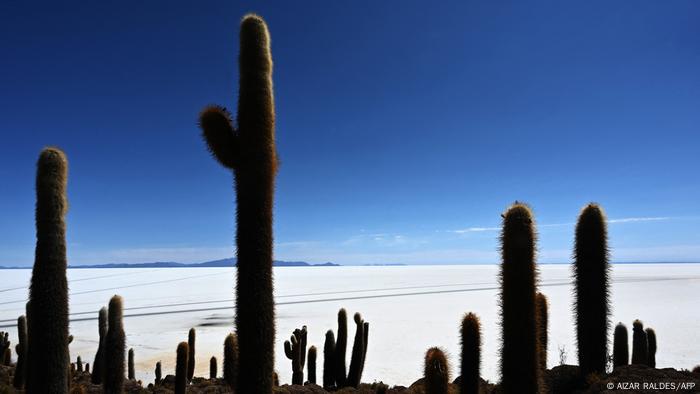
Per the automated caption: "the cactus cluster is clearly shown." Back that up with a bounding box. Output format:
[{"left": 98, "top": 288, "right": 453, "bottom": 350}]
[
  {"left": 284, "top": 326, "right": 308, "bottom": 385},
  {"left": 321, "top": 309, "right": 370, "bottom": 389}
]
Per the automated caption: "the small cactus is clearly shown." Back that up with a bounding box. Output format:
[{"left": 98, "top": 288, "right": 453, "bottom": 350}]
[
  {"left": 646, "top": 328, "right": 657, "bottom": 368},
  {"left": 631, "top": 320, "right": 648, "bottom": 365},
  {"left": 85, "top": 363, "right": 90, "bottom": 373},
  {"left": 27, "top": 147, "right": 70, "bottom": 393},
  {"left": 334, "top": 309, "right": 348, "bottom": 386},
  {"left": 223, "top": 333, "right": 238, "bottom": 388},
  {"left": 307, "top": 346, "right": 317, "bottom": 384},
  {"left": 128, "top": 348, "right": 135, "bottom": 380},
  {"left": 323, "top": 330, "right": 336, "bottom": 389},
  {"left": 3, "top": 347, "right": 10, "bottom": 366},
  {"left": 199, "top": 14, "right": 278, "bottom": 394},
  {"left": 155, "top": 361, "right": 162, "bottom": 385},
  {"left": 284, "top": 326, "right": 307, "bottom": 385},
  {"left": 13, "top": 315, "right": 27, "bottom": 389},
  {"left": 536, "top": 292, "right": 549, "bottom": 372},
  {"left": 91, "top": 307, "right": 107, "bottom": 384},
  {"left": 187, "top": 328, "right": 196, "bottom": 382},
  {"left": 77, "top": 356, "right": 83, "bottom": 372},
  {"left": 499, "top": 203, "right": 540, "bottom": 393},
  {"left": 347, "top": 313, "right": 368, "bottom": 387},
  {"left": 574, "top": 203, "right": 610, "bottom": 375},
  {"left": 424, "top": 347, "right": 449, "bottom": 394},
  {"left": 613, "top": 323, "right": 629, "bottom": 368},
  {"left": 175, "top": 342, "right": 189, "bottom": 394},
  {"left": 210, "top": 356, "right": 217, "bottom": 379},
  {"left": 104, "top": 295, "right": 125, "bottom": 394},
  {"left": 460, "top": 313, "right": 481, "bottom": 394}
]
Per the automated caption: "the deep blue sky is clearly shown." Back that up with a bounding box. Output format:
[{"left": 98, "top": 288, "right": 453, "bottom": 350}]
[{"left": 1, "top": 1, "right": 699, "bottom": 266}]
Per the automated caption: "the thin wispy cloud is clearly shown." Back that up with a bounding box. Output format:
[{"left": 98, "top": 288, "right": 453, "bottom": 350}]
[
  {"left": 451, "top": 216, "right": 675, "bottom": 234},
  {"left": 608, "top": 216, "right": 670, "bottom": 224}
]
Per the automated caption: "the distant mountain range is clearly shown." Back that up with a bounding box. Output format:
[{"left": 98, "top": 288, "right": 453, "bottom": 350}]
[{"left": 0, "top": 258, "right": 339, "bottom": 269}]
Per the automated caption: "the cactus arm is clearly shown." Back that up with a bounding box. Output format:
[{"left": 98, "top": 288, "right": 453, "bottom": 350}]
[
  {"left": 284, "top": 340, "right": 293, "bottom": 359},
  {"left": 200, "top": 106, "right": 239, "bottom": 169}
]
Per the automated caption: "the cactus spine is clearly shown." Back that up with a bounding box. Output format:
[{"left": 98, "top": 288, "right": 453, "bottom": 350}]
[
  {"left": 13, "top": 315, "right": 27, "bottom": 389},
  {"left": 223, "top": 333, "right": 239, "bottom": 388},
  {"left": 646, "top": 328, "right": 657, "bottom": 368},
  {"left": 323, "top": 330, "right": 336, "bottom": 389},
  {"left": 334, "top": 308, "right": 348, "bottom": 386},
  {"left": 104, "top": 295, "right": 125, "bottom": 394},
  {"left": 499, "top": 203, "right": 540, "bottom": 394},
  {"left": 284, "top": 326, "right": 307, "bottom": 385},
  {"left": 175, "top": 342, "right": 189, "bottom": 394},
  {"left": 307, "top": 346, "right": 317, "bottom": 384},
  {"left": 631, "top": 320, "right": 648, "bottom": 365},
  {"left": 613, "top": 323, "right": 629, "bottom": 368},
  {"left": 155, "top": 361, "right": 162, "bottom": 385},
  {"left": 574, "top": 203, "right": 610, "bottom": 375},
  {"left": 27, "top": 147, "right": 69, "bottom": 394},
  {"left": 199, "top": 14, "right": 277, "bottom": 393},
  {"left": 210, "top": 356, "right": 217, "bottom": 379},
  {"left": 424, "top": 347, "right": 449, "bottom": 394},
  {"left": 347, "top": 313, "right": 368, "bottom": 387},
  {"left": 187, "top": 328, "right": 196, "bottom": 382},
  {"left": 536, "top": 292, "right": 549, "bottom": 372},
  {"left": 128, "top": 348, "right": 135, "bottom": 380},
  {"left": 91, "top": 307, "right": 107, "bottom": 384},
  {"left": 460, "top": 312, "right": 481, "bottom": 394}
]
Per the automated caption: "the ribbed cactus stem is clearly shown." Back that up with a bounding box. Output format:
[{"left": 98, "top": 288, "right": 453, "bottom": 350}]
[
  {"left": 187, "top": 328, "right": 196, "bottom": 382},
  {"left": 104, "top": 295, "right": 125, "bottom": 394},
  {"left": 91, "top": 307, "right": 107, "bottom": 384},
  {"left": 27, "top": 147, "right": 69, "bottom": 394},
  {"left": 223, "top": 333, "right": 238, "bottom": 388},
  {"left": 323, "top": 330, "right": 336, "bottom": 389},
  {"left": 499, "top": 203, "right": 540, "bottom": 394},
  {"left": 536, "top": 292, "right": 549, "bottom": 372},
  {"left": 175, "top": 342, "right": 189, "bottom": 394},
  {"left": 646, "top": 328, "right": 657, "bottom": 368},
  {"left": 347, "top": 313, "right": 367, "bottom": 387},
  {"left": 334, "top": 308, "right": 348, "bottom": 386},
  {"left": 13, "top": 315, "right": 27, "bottom": 389},
  {"left": 307, "top": 346, "right": 317, "bottom": 384},
  {"left": 461, "top": 313, "right": 481, "bottom": 394},
  {"left": 613, "top": 323, "right": 629, "bottom": 368},
  {"left": 128, "top": 348, "right": 135, "bottom": 380},
  {"left": 424, "top": 347, "right": 449, "bottom": 394},
  {"left": 199, "top": 13, "right": 277, "bottom": 394}
]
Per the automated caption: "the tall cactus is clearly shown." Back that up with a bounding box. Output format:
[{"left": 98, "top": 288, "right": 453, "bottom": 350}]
[
  {"left": 27, "top": 147, "right": 69, "bottom": 393},
  {"left": 646, "top": 328, "right": 657, "bottom": 368},
  {"left": 613, "top": 323, "right": 629, "bottom": 368},
  {"left": 460, "top": 313, "right": 481, "bottom": 394},
  {"left": 284, "top": 326, "right": 307, "bottom": 385},
  {"left": 13, "top": 315, "right": 27, "bottom": 389},
  {"left": 333, "top": 308, "right": 348, "bottom": 386},
  {"left": 128, "top": 348, "right": 135, "bottom": 380},
  {"left": 323, "top": 330, "right": 336, "bottom": 389},
  {"left": 223, "top": 333, "right": 239, "bottom": 388},
  {"left": 187, "top": 328, "right": 196, "bottom": 382},
  {"left": 536, "top": 292, "right": 549, "bottom": 372},
  {"left": 574, "top": 203, "right": 610, "bottom": 375},
  {"left": 155, "top": 361, "right": 162, "bottom": 385},
  {"left": 307, "top": 346, "right": 317, "bottom": 384},
  {"left": 424, "top": 347, "right": 449, "bottom": 394},
  {"left": 198, "top": 13, "right": 277, "bottom": 393},
  {"left": 499, "top": 203, "right": 540, "bottom": 393},
  {"left": 91, "top": 307, "right": 108, "bottom": 384},
  {"left": 631, "top": 320, "right": 648, "bottom": 365},
  {"left": 347, "top": 313, "right": 367, "bottom": 387},
  {"left": 104, "top": 295, "right": 125, "bottom": 394},
  {"left": 175, "top": 342, "right": 189, "bottom": 394}
]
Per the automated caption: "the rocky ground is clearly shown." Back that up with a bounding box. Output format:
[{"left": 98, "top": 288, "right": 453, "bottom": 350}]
[{"left": 2, "top": 363, "right": 699, "bottom": 393}]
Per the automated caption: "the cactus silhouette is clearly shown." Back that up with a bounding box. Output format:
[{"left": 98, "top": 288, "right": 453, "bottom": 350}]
[
  {"left": 347, "top": 313, "right": 368, "bottom": 387},
  {"left": 460, "top": 313, "right": 481, "bottom": 394},
  {"left": 27, "top": 147, "right": 70, "bottom": 394},
  {"left": 574, "top": 203, "right": 610, "bottom": 375},
  {"left": 3, "top": 348, "right": 10, "bottom": 366},
  {"left": 631, "top": 320, "right": 648, "bottom": 365},
  {"left": 210, "top": 356, "right": 217, "bottom": 379},
  {"left": 176, "top": 342, "right": 189, "bottom": 394},
  {"left": 307, "top": 346, "right": 317, "bottom": 384},
  {"left": 646, "top": 328, "right": 657, "bottom": 368},
  {"left": 424, "top": 347, "right": 449, "bottom": 394},
  {"left": 223, "top": 333, "right": 238, "bottom": 388},
  {"left": 187, "top": 328, "right": 196, "bottom": 382},
  {"left": 91, "top": 307, "right": 107, "bottom": 384},
  {"left": 334, "top": 308, "right": 348, "bottom": 386},
  {"left": 128, "top": 348, "right": 135, "bottom": 380},
  {"left": 536, "top": 292, "right": 549, "bottom": 372},
  {"left": 104, "top": 295, "right": 125, "bottom": 394},
  {"left": 85, "top": 363, "right": 90, "bottom": 373},
  {"left": 155, "top": 361, "right": 162, "bottom": 385},
  {"left": 77, "top": 356, "right": 83, "bottom": 372},
  {"left": 284, "top": 326, "right": 307, "bottom": 385},
  {"left": 198, "top": 14, "right": 278, "bottom": 393},
  {"left": 499, "top": 203, "right": 540, "bottom": 394},
  {"left": 323, "top": 330, "right": 336, "bottom": 389},
  {"left": 613, "top": 323, "right": 629, "bottom": 368},
  {"left": 13, "top": 315, "right": 27, "bottom": 389}
]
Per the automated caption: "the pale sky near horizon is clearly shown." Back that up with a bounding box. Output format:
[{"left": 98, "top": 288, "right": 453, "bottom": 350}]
[{"left": 1, "top": 1, "right": 699, "bottom": 266}]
